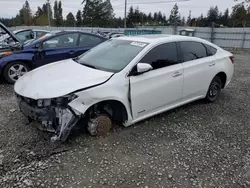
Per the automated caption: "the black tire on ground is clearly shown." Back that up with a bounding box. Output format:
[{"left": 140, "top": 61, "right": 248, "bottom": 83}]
[
  {"left": 3, "top": 61, "right": 30, "bottom": 84},
  {"left": 205, "top": 76, "right": 222, "bottom": 103}
]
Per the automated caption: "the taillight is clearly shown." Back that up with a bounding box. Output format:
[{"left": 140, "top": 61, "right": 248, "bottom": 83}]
[{"left": 229, "top": 56, "right": 234, "bottom": 64}]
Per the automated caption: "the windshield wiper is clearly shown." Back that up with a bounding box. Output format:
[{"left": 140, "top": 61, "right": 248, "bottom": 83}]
[
  {"left": 73, "top": 59, "right": 99, "bottom": 70},
  {"left": 81, "top": 62, "right": 99, "bottom": 70}
]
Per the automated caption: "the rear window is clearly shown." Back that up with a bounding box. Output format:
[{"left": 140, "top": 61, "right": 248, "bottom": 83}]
[
  {"left": 204, "top": 44, "right": 217, "bottom": 56},
  {"left": 180, "top": 41, "right": 208, "bottom": 62}
]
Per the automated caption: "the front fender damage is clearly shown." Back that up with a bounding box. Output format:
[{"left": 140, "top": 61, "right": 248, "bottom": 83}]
[{"left": 51, "top": 107, "right": 80, "bottom": 142}]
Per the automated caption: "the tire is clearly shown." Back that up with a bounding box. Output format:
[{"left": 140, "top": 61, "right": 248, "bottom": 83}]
[
  {"left": 205, "top": 76, "right": 222, "bottom": 103},
  {"left": 3, "top": 61, "right": 30, "bottom": 84}
]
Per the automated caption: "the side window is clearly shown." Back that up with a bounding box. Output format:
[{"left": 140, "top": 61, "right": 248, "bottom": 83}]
[
  {"left": 204, "top": 44, "right": 217, "bottom": 56},
  {"left": 140, "top": 42, "right": 178, "bottom": 70},
  {"left": 43, "top": 33, "right": 78, "bottom": 49},
  {"left": 180, "top": 41, "right": 207, "bottom": 62},
  {"left": 36, "top": 31, "right": 47, "bottom": 38},
  {"left": 79, "top": 34, "right": 103, "bottom": 46},
  {"left": 16, "top": 31, "right": 32, "bottom": 42}
]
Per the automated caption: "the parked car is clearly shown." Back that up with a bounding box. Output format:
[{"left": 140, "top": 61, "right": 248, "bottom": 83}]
[
  {"left": 14, "top": 34, "right": 234, "bottom": 142},
  {"left": 106, "top": 32, "right": 124, "bottom": 39},
  {"left": 0, "top": 28, "right": 49, "bottom": 46},
  {"left": 110, "top": 33, "right": 124, "bottom": 38},
  {"left": 0, "top": 24, "right": 106, "bottom": 83}
]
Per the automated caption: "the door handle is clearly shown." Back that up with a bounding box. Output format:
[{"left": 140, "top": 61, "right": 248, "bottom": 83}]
[
  {"left": 172, "top": 71, "right": 182, "bottom": 77},
  {"left": 209, "top": 62, "right": 215, "bottom": 67}
]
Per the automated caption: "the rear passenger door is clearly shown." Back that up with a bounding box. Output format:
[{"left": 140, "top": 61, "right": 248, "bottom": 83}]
[{"left": 179, "top": 41, "right": 217, "bottom": 102}]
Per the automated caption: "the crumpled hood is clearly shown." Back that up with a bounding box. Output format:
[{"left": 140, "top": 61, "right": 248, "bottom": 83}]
[{"left": 14, "top": 59, "right": 113, "bottom": 99}]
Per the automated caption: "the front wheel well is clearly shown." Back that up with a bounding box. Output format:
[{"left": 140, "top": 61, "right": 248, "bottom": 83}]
[
  {"left": 86, "top": 100, "right": 128, "bottom": 124},
  {"left": 215, "top": 72, "right": 227, "bottom": 88}
]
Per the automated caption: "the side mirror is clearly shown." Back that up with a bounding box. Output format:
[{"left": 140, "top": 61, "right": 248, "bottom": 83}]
[{"left": 137, "top": 63, "right": 153, "bottom": 73}]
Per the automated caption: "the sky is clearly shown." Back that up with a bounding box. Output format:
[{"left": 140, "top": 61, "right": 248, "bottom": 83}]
[{"left": 0, "top": 0, "right": 240, "bottom": 19}]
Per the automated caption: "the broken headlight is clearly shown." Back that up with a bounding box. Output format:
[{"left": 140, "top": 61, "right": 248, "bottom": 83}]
[
  {"left": 36, "top": 94, "right": 78, "bottom": 108},
  {"left": 55, "top": 94, "right": 78, "bottom": 105}
]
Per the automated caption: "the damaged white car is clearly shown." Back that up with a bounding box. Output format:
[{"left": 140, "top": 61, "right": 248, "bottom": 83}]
[{"left": 14, "top": 35, "right": 234, "bottom": 142}]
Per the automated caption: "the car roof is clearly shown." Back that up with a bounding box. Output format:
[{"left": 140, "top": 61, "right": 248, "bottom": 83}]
[
  {"left": 13, "top": 29, "right": 49, "bottom": 34},
  {"left": 32, "top": 29, "right": 49, "bottom": 32},
  {"left": 13, "top": 29, "right": 31, "bottom": 33},
  {"left": 46, "top": 30, "right": 104, "bottom": 36},
  {"left": 117, "top": 34, "right": 215, "bottom": 47}
]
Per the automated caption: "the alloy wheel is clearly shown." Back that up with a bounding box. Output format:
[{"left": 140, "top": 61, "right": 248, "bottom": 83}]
[{"left": 8, "top": 64, "right": 28, "bottom": 82}]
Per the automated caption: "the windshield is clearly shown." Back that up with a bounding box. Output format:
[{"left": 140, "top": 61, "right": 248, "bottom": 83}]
[{"left": 76, "top": 39, "right": 148, "bottom": 73}]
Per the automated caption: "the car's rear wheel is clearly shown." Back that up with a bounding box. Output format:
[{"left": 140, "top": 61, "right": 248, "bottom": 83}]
[
  {"left": 205, "top": 76, "right": 222, "bottom": 103},
  {"left": 3, "top": 61, "right": 30, "bottom": 84}
]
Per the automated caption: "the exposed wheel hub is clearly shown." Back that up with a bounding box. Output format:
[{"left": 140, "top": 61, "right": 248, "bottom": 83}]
[{"left": 88, "top": 115, "right": 112, "bottom": 136}]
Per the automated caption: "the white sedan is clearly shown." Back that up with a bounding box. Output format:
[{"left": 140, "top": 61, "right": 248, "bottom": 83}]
[{"left": 14, "top": 35, "right": 234, "bottom": 142}]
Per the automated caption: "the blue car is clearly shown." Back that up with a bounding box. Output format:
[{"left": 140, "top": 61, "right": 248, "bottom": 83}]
[{"left": 0, "top": 24, "right": 106, "bottom": 83}]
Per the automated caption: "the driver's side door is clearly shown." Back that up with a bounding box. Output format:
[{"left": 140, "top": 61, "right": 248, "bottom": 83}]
[{"left": 129, "top": 42, "right": 183, "bottom": 119}]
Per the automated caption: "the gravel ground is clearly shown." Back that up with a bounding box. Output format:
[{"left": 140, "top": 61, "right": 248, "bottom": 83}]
[{"left": 0, "top": 52, "right": 250, "bottom": 188}]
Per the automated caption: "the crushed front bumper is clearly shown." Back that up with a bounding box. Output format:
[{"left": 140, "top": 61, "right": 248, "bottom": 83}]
[
  {"left": 17, "top": 96, "right": 80, "bottom": 142},
  {"left": 20, "top": 100, "right": 55, "bottom": 122}
]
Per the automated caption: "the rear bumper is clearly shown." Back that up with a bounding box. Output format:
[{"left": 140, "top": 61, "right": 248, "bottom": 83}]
[{"left": 225, "top": 65, "right": 234, "bottom": 88}]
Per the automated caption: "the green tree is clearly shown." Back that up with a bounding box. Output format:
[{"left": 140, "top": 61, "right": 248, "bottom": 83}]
[
  {"left": 157, "top": 11, "right": 163, "bottom": 22},
  {"left": 207, "top": 6, "right": 219, "bottom": 24},
  {"left": 153, "top": 12, "right": 157, "bottom": 20},
  {"left": 19, "top": 1, "right": 33, "bottom": 25},
  {"left": 54, "top": 1, "right": 63, "bottom": 26},
  {"left": 196, "top": 14, "right": 208, "bottom": 27},
  {"left": 169, "top": 3, "right": 181, "bottom": 25},
  {"left": 42, "top": 2, "right": 52, "bottom": 19},
  {"left": 58, "top": 1, "right": 63, "bottom": 25},
  {"left": 66, "top": 12, "right": 75, "bottom": 26},
  {"left": 231, "top": 3, "right": 247, "bottom": 26},
  {"left": 187, "top": 10, "right": 191, "bottom": 26},
  {"left": 127, "top": 6, "right": 135, "bottom": 27},
  {"left": 82, "top": 0, "right": 114, "bottom": 27},
  {"left": 163, "top": 14, "right": 167, "bottom": 23},
  {"left": 190, "top": 18, "right": 197, "bottom": 26},
  {"left": 12, "top": 15, "right": 22, "bottom": 26},
  {"left": 53, "top": 1, "right": 58, "bottom": 23},
  {"left": 76, "top": 10, "right": 82, "bottom": 26},
  {"left": 147, "top": 12, "right": 152, "bottom": 22},
  {"left": 114, "top": 17, "right": 123, "bottom": 27},
  {"left": 221, "top": 8, "right": 230, "bottom": 26},
  {"left": 181, "top": 16, "right": 186, "bottom": 26},
  {"left": 134, "top": 7, "right": 140, "bottom": 23},
  {"left": 35, "top": 6, "right": 43, "bottom": 18},
  {"left": 34, "top": 2, "right": 52, "bottom": 26}
]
